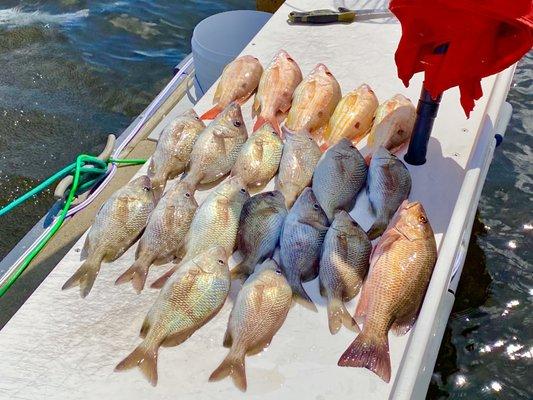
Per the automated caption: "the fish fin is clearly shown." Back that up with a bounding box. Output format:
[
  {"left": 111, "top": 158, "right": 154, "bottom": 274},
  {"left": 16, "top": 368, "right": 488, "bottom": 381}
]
[
  {"left": 209, "top": 351, "right": 247, "bottom": 392},
  {"left": 298, "top": 218, "right": 329, "bottom": 231},
  {"left": 367, "top": 216, "right": 389, "bottom": 240},
  {"left": 364, "top": 154, "right": 372, "bottom": 165},
  {"left": 115, "top": 253, "right": 154, "bottom": 294},
  {"left": 291, "top": 280, "right": 318, "bottom": 312},
  {"left": 150, "top": 266, "right": 177, "bottom": 289},
  {"left": 200, "top": 106, "right": 222, "bottom": 120},
  {"left": 223, "top": 330, "right": 233, "bottom": 348},
  {"left": 355, "top": 282, "right": 371, "bottom": 319},
  {"left": 252, "top": 95, "right": 261, "bottom": 117},
  {"left": 236, "top": 92, "right": 253, "bottom": 106},
  {"left": 319, "top": 278, "right": 326, "bottom": 297},
  {"left": 253, "top": 115, "right": 267, "bottom": 133},
  {"left": 61, "top": 256, "right": 102, "bottom": 298},
  {"left": 248, "top": 339, "right": 271, "bottom": 355},
  {"left": 319, "top": 142, "right": 329, "bottom": 152},
  {"left": 337, "top": 331, "right": 391, "bottom": 383},
  {"left": 147, "top": 159, "right": 156, "bottom": 177},
  {"left": 230, "top": 261, "right": 251, "bottom": 282},
  {"left": 115, "top": 342, "right": 159, "bottom": 386},
  {"left": 161, "top": 327, "right": 194, "bottom": 347},
  {"left": 80, "top": 235, "right": 90, "bottom": 260},
  {"left": 327, "top": 297, "right": 360, "bottom": 335},
  {"left": 391, "top": 309, "right": 418, "bottom": 336},
  {"left": 140, "top": 317, "right": 151, "bottom": 338}
]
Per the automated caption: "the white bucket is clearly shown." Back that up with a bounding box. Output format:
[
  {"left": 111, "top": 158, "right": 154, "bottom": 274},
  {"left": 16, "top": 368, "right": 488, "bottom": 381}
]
[{"left": 191, "top": 10, "right": 271, "bottom": 96}]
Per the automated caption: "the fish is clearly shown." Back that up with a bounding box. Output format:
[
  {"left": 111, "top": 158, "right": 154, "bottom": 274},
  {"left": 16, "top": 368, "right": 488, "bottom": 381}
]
[
  {"left": 366, "top": 94, "right": 416, "bottom": 159},
  {"left": 115, "top": 180, "right": 198, "bottom": 293},
  {"left": 115, "top": 246, "right": 231, "bottom": 386},
  {"left": 231, "top": 190, "right": 287, "bottom": 281},
  {"left": 285, "top": 63, "right": 341, "bottom": 140},
  {"left": 322, "top": 84, "right": 378, "bottom": 149},
  {"left": 201, "top": 55, "right": 263, "bottom": 120},
  {"left": 230, "top": 122, "right": 283, "bottom": 189},
  {"left": 279, "top": 187, "right": 329, "bottom": 310},
  {"left": 253, "top": 49, "right": 302, "bottom": 135},
  {"left": 62, "top": 175, "right": 156, "bottom": 298},
  {"left": 276, "top": 130, "right": 322, "bottom": 208},
  {"left": 209, "top": 259, "right": 292, "bottom": 391},
  {"left": 312, "top": 138, "right": 367, "bottom": 222},
  {"left": 338, "top": 201, "right": 437, "bottom": 383},
  {"left": 150, "top": 177, "right": 249, "bottom": 288},
  {"left": 366, "top": 147, "right": 412, "bottom": 239},
  {"left": 148, "top": 109, "right": 205, "bottom": 193},
  {"left": 184, "top": 102, "right": 248, "bottom": 189},
  {"left": 319, "top": 210, "right": 371, "bottom": 334}
]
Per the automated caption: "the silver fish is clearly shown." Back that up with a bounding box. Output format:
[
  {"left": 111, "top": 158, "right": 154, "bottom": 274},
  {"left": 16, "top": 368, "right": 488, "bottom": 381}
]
[
  {"left": 184, "top": 102, "right": 248, "bottom": 188},
  {"left": 279, "top": 187, "right": 329, "bottom": 310},
  {"left": 209, "top": 259, "right": 292, "bottom": 391},
  {"left": 276, "top": 130, "right": 322, "bottom": 208},
  {"left": 115, "top": 180, "right": 198, "bottom": 293},
  {"left": 148, "top": 109, "right": 205, "bottom": 193},
  {"left": 115, "top": 246, "right": 230, "bottom": 386},
  {"left": 312, "top": 138, "right": 367, "bottom": 222},
  {"left": 231, "top": 190, "right": 287, "bottom": 280},
  {"left": 366, "top": 146, "right": 411, "bottom": 239},
  {"left": 62, "top": 175, "right": 156, "bottom": 297},
  {"left": 319, "top": 210, "right": 371, "bottom": 334},
  {"left": 230, "top": 122, "right": 283, "bottom": 189},
  {"left": 151, "top": 177, "right": 249, "bottom": 288}
]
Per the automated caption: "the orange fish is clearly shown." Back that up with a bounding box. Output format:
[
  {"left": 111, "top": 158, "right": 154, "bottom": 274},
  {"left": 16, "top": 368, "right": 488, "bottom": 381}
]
[
  {"left": 252, "top": 49, "right": 302, "bottom": 135},
  {"left": 201, "top": 55, "right": 263, "bottom": 120},
  {"left": 338, "top": 201, "right": 437, "bottom": 382}
]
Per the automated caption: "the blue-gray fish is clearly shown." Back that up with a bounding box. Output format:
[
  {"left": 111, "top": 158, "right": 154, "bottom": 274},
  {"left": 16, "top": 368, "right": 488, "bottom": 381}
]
[
  {"left": 115, "top": 180, "right": 198, "bottom": 293},
  {"left": 148, "top": 109, "right": 205, "bottom": 193},
  {"left": 312, "top": 138, "right": 367, "bottom": 222},
  {"left": 276, "top": 130, "right": 322, "bottom": 208},
  {"left": 150, "top": 177, "right": 249, "bottom": 288},
  {"left": 319, "top": 210, "right": 371, "bottom": 334},
  {"left": 366, "top": 146, "right": 411, "bottom": 239},
  {"left": 231, "top": 190, "right": 287, "bottom": 280},
  {"left": 62, "top": 175, "right": 157, "bottom": 298},
  {"left": 115, "top": 246, "right": 230, "bottom": 386},
  {"left": 209, "top": 259, "right": 292, "bottom": 391},
  {"left": 279, "top": 187, "right": 329, "bottom": 310}
]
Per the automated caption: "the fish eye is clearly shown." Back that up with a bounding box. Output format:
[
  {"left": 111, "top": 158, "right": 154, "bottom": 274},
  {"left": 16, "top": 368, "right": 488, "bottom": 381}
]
[
  {"left": 349, "top": 144, "right": 356, "bottom": 149},
  {"left": 233, "top": 120, "right": 242, "bottom": 127},
  {"left": 271, "top": 131, "right": 277, "bottom": 135},
  {"left": 325, "top": 70, "right": 333, "bottom": 76},
  {"left": 240, "top": 188, "right": 247, "bottom": 194},
  {"left": 287, "top": 56, "right": 294, "bottom": 62},
  {"left": 418, "top": 215, "right": 428, "bottom": 224},
  {"left": 143, "top": 186, "right": 151, "bottom": 192},
  {"left": 313, "top": 203, "right": 320, "bottom": 210},
  {"left": 268, "top": 191, "right": 275, "bottom": 197},
  {"left": 275, "top": 269, "right": 282, "bottom": 275},
  {"left": 217, "top": 259, "right": 225, "bottom": 265},
  {"left": 184, "top": 192, "right": 191, "bottom": 198},
  {"left": 194, "top": 115, "right": 200, "bottom": 120}
]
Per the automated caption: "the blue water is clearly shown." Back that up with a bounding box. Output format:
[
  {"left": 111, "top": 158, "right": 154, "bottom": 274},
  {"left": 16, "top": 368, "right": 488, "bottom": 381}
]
[{"left": 0, "top": 2, "right": 531, "bottom": 399}]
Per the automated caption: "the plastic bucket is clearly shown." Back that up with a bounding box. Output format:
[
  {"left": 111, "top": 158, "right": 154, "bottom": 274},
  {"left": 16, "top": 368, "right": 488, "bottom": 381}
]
[{"left": 191, "top": 10, "right": 271, "bottom": 96}]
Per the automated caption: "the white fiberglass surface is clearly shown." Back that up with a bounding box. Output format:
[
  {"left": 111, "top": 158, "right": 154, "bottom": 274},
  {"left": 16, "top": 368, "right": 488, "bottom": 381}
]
[{"left": 0, "top": 1, "right": 509, "bottom": 399}]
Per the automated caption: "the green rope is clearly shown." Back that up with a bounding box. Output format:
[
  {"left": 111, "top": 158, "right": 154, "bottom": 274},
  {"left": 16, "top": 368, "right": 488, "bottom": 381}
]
[{"left": 0, "top": 154, "right": 146, "bottom": 297}]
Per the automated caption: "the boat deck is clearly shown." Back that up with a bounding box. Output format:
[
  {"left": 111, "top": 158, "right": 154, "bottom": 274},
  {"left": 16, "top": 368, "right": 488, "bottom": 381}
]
[{"left": 0, "top": 1, "right": 514, "bottom": 399}]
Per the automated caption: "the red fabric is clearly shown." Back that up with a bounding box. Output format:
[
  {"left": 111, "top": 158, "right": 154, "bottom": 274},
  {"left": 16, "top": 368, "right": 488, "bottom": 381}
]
[{"left": 390, "top": 0, "right": 533, "bottom": 116}]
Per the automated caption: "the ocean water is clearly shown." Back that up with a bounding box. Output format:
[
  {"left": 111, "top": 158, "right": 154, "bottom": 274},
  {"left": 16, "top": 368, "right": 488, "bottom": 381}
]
[{"left": 0, "top": 2, "right": 531, "bottom": 399}]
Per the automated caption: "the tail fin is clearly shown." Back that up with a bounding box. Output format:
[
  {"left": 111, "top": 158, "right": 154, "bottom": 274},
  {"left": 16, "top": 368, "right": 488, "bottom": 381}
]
[
  {"left": 115, "top": 253, "right": 154, "bottom": 293},
  {"left": 62, "top": 257, "right": 102, "bottom": 298},
  {"left": 201, "top": 106, "right": 222, "bottom": 120},
  {"left": 327, "top": 297, "right": 360, "bottom": 335},
  {"left": 291, "top": 279, "right": 317, "bottom": 312},
  {"left": 254, "top": 115, "right": 281, "bottom": 137},
  {"left": 150, "top": 266, "right": 177, "bottom": 289},
  {"left": 230, "top": 261, "right": 252, "bottom": 282},
  {"left": 337, "top": 331, "right": 391, "bottom": 383},
  {"left": 115, "top": 342, "right": 159, "bottom": 386},
  {"left": 209, "top": 352, "right": 247, "bottom": 392},
  {"left": 367, "top": 216, "right": 388, "bottom": 240}
]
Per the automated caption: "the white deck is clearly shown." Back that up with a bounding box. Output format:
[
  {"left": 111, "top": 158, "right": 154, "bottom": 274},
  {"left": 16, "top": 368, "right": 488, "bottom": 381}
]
[{"left": 0, "top": 1, "right": 514, "bottom": 399}]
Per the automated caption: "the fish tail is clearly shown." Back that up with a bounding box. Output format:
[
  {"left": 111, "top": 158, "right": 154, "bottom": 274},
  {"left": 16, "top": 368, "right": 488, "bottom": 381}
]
[
  {"left": 115, "top": 253, "right": 154, "bottom": 293},
  {"left": 337, "top": 331, "right": 391, "bottom": 383},
  {"left": 200, "top": 106, "right": 222, "bottom": 120},
  {"left": 209, "top": 351, "right": 247, "bottom": 392},
  {"left": 291, "top": 279, "right": 317, "bottom": 312},
  {"left": 230, "top": 260, "right": 252, "bottom": 282},
  {"left": 150, "top": 266, "right": 177, "bottom": 289},
  {"left": 367, "top": 216, "right": 388, "bottom": 240},
  {"left": 253, "top": 115, "right": 267, "bottom": 132},
  {"left": 327, "top": 297, "right": 360, "bottom": 335},
  {"left": 61, "top": 256, "right": 102, "bottom": 298},
  {"left": 115, "top": 342, "right": 159, "bottom": 386}
]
